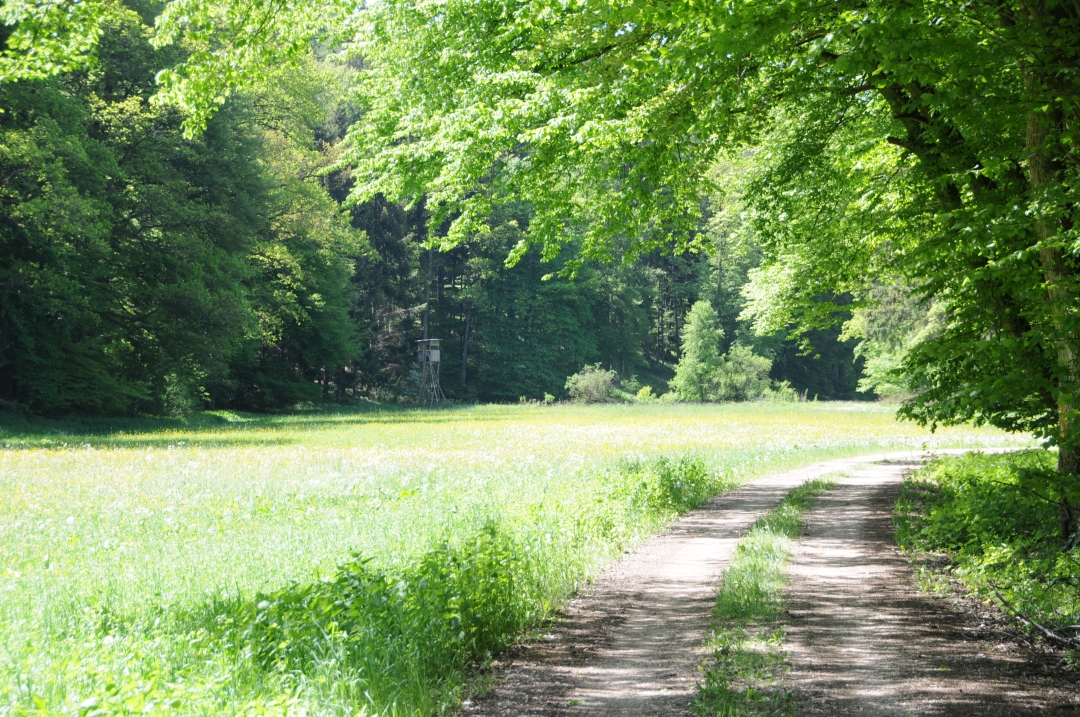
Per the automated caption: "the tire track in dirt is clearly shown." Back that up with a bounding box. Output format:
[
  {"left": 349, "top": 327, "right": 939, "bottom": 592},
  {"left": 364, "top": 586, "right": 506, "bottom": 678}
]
[
  {"left": 460, "top": 451, "right": 958, "bottom": 717},
  {"left": 784, "top": 458, "right": 1080, "bottom": 716}
]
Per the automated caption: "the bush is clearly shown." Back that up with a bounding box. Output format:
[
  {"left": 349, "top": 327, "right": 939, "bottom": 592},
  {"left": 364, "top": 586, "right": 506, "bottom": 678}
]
[
  {"left": 162, "top": 372, "right": 209, "bottom": 417},
  {"left": 636, "top": 385, "right": 657, "bottom": 402},
  {"left": 714, "top": 344, "right": 773, "bottom": 401},
  {"left": 565, "top": 364, "right": 618, "bottom": 403},
  {"left": 761, "top": 380, "right": 799, "bottom": 403},
  {"left": 896, "top": 450, "right": 1080, "bottom": 636}
]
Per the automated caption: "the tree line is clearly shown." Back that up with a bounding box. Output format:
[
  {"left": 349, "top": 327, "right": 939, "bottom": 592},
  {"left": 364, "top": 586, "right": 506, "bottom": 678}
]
[
  {"left": 0, "top": 2, "right": 866, "bottom": 416},
  {"left": 43, "top": 0, "right": 1067, "bottom": 536}
]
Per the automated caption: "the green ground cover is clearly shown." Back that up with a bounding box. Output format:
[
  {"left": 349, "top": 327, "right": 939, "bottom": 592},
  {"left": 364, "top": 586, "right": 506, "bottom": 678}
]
[
  {"left": 0, "top": 403, "right": 1021, "bottom": 716},
  {"left": 693, "top": 479, "right": 834, "bottom": 716},
  {"left": 896, "top": 451, "right": 1080, "bottom": 648}
]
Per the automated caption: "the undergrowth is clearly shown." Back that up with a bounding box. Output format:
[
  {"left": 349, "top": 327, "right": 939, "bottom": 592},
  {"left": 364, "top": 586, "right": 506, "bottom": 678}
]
[
  {"left": 221, "top": 456, "right": 722, "bottom": 714},
  {"left": 895, "top": 450, "right": 1080, "bottom": 644},
  {"left": 693, "top": 479, "right": 834, "bottom": 716}
]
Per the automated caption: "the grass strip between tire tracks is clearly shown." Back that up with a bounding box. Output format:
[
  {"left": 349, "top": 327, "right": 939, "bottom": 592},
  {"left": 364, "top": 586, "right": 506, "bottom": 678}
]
[{"left": 693, "top": 478, "right": 836, "bottom": 717}]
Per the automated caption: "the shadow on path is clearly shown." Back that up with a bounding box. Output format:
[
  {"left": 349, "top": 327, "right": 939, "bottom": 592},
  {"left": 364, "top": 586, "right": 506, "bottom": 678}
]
[
  {"left": 463, "top": 452, "right": 948, "bottom": 717},
  {"left": 785, "top": 460, "right": 1080, "bottom": 716}
]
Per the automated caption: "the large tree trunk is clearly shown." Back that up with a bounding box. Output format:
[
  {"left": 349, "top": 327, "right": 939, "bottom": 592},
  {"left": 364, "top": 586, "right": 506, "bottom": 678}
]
[
  {"left": 1022, "top": 5, "right": 1080, "bottom": 547},
  {"left": 1060, "top": 446, "right": 1080, "bottom": 550}
]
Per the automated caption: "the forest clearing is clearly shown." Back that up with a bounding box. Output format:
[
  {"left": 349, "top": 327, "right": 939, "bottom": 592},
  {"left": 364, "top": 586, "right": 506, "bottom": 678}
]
[
  {"left": 3, "top": 0, "right": 1080, "bottom": 715},
  {"left": 0, "top": 404, "right": 1023, "bottom": 716}
]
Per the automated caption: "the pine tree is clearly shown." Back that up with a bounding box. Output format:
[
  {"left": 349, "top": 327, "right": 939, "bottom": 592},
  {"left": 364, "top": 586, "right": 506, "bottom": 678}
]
[{"left": 670, "top": 302, "right": 724, "bottom": 402}]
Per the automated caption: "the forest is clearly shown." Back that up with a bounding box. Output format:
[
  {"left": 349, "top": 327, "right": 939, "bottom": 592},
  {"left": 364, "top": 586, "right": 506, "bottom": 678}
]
[{"left": 0, "top": 1, "right": 873, "bottom": 416}]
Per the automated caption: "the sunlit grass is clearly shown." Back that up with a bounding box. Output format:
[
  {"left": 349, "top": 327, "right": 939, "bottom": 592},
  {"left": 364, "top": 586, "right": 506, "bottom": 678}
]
[{"left": 0, "top": 403, "right": 1025, "bottom": 716}]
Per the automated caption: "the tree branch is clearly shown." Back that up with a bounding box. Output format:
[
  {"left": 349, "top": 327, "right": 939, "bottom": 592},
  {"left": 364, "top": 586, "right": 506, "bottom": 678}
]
[
  {"left": 847, "top": 83, "right": 876, "bottom": 94},
  {"left": 992, "top": 587, "right": 1080, "bottom": 648},
  {"left": 886, "top": 135, "right": 917, "bottom": 152},
  {"left": 893, "top": 113, "right": 932, "bottom": 126}
]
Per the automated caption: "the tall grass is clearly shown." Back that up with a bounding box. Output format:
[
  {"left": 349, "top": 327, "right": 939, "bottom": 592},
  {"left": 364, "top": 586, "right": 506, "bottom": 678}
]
[
  {"left": 0, "top": 403, "right": 1021, "bottom": 716},
  {"left": 694, "top": 479, "right": 834, "bottom": 717}
]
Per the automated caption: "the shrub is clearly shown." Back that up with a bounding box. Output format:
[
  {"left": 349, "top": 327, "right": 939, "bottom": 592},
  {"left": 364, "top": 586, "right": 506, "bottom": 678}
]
[
  {"left": 715, "top": 344, "right": 773, "bottom": 401},
  {"left": 896, "top": 450, "right": 1080, "bottom": 637},
  {"left": 564, "top": 364, "right": 617, "bottom": 403},
  {"left": 636, "top": 385, "right": 657, "bottom": 402},
  {"left": 162, "top": 372, "right": 209, "bottom": 416},
  {"left": 620, "top": 375, "right": 643, "bottom": 394},
  {"left": 761, "top": 380, "right": 799, "bottom": 403}
]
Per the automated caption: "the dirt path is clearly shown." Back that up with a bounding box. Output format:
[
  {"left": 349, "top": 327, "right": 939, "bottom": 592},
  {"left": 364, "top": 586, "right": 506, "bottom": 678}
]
[
  {"left": 784, "top": 458, "right": 1080, "bottom": 716},
  {"left": 461, "top": 451, "right": 950, "bottom": 717}
]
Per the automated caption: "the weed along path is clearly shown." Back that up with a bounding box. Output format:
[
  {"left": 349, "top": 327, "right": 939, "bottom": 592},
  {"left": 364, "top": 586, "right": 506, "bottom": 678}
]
[
  {"left": 783, "top": 457, "right": 1080, "bottom": 716},
  {"left": 461, "top": 451, "right": 956, "bottom": 717}
]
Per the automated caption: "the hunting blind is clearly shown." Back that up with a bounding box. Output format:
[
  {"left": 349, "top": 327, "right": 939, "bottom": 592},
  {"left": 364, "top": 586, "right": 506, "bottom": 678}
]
[{"left": 416, "top": 338, "right": 446, "bottom": 406}]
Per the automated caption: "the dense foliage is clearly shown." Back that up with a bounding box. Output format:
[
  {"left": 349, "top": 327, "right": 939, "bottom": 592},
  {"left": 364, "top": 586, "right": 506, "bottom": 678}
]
[
  {"left": 671, "top": 301, "right": 726, "bottom": 402},
  {"left": 671, "top": 301, "right": 787, "bottom": 403},
  {"left": 337, "top": 0, "right": 1080, "bottom": 472},
  {"left": 93, "top": 0, "right": 1078, "bottom": 514},
  {"left": 7, "top": 0, "right": 1080, "bottom": 501},
  {"left": 0, "top": 5, "right": 364, "bottom": 414},
  {"left": 0, "top": 2, "right": 868, "bottom": 414},
  {"left": 311, "top": 0, "right": 1080, "bottom": 453},
  {"left": 897, "top": 451, "right": 1080, "bottom": 639}
]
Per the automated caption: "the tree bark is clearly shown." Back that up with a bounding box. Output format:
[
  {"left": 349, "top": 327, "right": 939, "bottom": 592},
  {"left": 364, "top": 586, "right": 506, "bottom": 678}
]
[
  {"left": 461, "top": 302, "right": 471, "bottom": 385},
  {"left": 422, "top": 246, "right": 433, "bottom": 340},
  {"left": 673, "top": 299, "right": 681, "bottom": 361},
  {"left": 1059, "top": 446, "right": 1080, "bottom": 550},
  {"left": 1022, "top": 7, "right": 1080, "bottom": 547}
]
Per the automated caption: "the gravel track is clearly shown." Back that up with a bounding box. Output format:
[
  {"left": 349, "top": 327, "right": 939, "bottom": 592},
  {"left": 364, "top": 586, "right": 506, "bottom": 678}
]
[
  {"left": 461, "top": 451, "right": 944, "bottom": 717},
  {"left": 784, "top": 457, "right": 1080, "bottom": 716}
]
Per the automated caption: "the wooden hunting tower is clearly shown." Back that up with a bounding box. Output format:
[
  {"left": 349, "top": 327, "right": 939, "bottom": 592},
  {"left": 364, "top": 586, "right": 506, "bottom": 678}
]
[{"left": 416, "top": 338, "right": 446, "bottom": 406}]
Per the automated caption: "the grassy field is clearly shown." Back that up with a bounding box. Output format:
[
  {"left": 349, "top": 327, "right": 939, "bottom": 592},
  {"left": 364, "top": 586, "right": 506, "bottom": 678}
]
[{"left": 0, "top": 402, "right": 1026, "bottom": 716}]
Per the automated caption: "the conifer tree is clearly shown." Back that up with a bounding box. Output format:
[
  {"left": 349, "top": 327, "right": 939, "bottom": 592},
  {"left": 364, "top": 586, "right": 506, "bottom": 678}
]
[{"left": 671, "top": 301, "right": 724, "bottom": 403}]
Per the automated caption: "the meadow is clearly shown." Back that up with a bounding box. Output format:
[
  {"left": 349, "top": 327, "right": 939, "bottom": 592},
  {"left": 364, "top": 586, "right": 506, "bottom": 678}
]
[{"left": 0, "top": 402, "right": 1027, "bottom": 716}]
